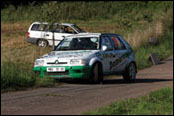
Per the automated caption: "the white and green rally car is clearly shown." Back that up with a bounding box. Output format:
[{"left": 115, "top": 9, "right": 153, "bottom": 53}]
[{"left": 33, "top": 33, "right": 137, "bottom": 82}]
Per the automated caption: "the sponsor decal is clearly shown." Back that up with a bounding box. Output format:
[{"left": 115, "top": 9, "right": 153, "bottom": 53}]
[
  {"left": 42, "top": 51, "right": 93, "bottom": 59},
  {"left": 55, "top": 51, "right": 92, "bottom": 58},
  {"left": 110, "top": 52, "right": 131, "bottom": 70},
  {"left": 103, "top": 53, "right": 114, "bottom": 58}
]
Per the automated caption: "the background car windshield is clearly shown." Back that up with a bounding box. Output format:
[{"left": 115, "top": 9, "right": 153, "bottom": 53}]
[
  {"left": 71, "top": 25, "right": 85, "bottom": 33},
  {"left": 55, "top": 37, "right": 100, "bottom": 50}
]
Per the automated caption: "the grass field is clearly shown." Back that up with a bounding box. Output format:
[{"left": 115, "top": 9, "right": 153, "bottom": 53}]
[
  {"left": 83, "top": 87, "right": 173, "bottom": 115},
  {"left": 1, "top": 1, "right": 173, "bottom": 91}
]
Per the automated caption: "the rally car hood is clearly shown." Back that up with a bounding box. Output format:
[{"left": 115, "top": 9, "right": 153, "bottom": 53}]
[{"left": 39, "top": 50, "right": 101, "bottom": 60}]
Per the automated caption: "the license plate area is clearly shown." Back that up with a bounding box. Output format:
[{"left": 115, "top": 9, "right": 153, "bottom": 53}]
[{"left": 47, "top": 67, "right": 65, "bottom": 72}]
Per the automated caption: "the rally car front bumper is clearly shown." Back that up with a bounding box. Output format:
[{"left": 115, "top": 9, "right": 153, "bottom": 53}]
[{"left": 33, "top": 65, "right": 92, "bottom": 79}]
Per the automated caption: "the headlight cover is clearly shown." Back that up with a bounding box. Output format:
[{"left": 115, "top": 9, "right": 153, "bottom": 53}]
[
  {"left": 70, "top": 59, "right": 86, "bottom": 65},
  {"left": 34, "top": 60, "right": 44, "bottom": 66}
]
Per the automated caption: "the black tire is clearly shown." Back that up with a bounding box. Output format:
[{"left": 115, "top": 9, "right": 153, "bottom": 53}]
[
  {"left": 37, "top": 39, "right": 48, "bottom": 48},
  {"left": 123, "top": 62, "right": 136, "bottom": 82},
  {"left": 90, "top": 63, "right": 103, "bottom": 83}
]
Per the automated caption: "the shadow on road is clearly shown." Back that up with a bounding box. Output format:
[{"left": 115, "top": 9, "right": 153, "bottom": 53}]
[{"left": 56, "top": 78, "right": 173, "bottom": 85}]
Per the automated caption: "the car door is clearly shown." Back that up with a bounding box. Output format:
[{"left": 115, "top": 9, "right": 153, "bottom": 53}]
[
  {"left": 101, "top": 35, "right": 115, "bottom": 75},
  {"left": 116, "top": 35, "right": 133, "bottom": 71},
  {"left": 43, "top": 31, "right": 53, "bottom": 46},
  {"left": 109, "top": 35, "right": 128, "bottom": 73},
  {"left": 29, "top": 23, "right": 45, "bottom": 39}
]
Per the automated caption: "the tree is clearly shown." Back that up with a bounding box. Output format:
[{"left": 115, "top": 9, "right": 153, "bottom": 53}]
[
  {"left": 39, "top": 1, "right": 61, "bottom": 49},
  {"left": 1, "top": 0, "right": 39, "bottom": 9}
]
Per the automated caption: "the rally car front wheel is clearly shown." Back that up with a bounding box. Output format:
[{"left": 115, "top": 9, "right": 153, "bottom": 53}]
[
  {"left": 90, "top": 63, "right": 103, "bottom": 83},
  {"left": 123, "top": 62, "right": 136, "bottom": 82}
]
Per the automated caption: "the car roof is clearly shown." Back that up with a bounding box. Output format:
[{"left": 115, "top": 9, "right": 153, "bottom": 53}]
[
  {"left": 65, "top": 33, "right": 120, "bottom": 38},
  {"left": 60, "top": 23, "right": 74, "bottom": 26},
  {"left": 32, "top": 22, "right": 75, "bottom": 26}
]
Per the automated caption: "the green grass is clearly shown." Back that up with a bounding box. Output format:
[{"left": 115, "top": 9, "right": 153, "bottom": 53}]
[
  {"left": 83, "top": 87, "right": 173, "bottom": 115},
  {"left": 1, "top": 61, "right": 56, "bottom": 92}
]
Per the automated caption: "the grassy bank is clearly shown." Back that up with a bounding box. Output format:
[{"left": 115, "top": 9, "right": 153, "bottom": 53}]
[
  {"left": 83, "top": 87, "right": 173, "bottom": 115},
  {"left": 1, "top": 61, "right": 57, "bottom": 92},
  {"left": 135, "top": 31, "right": 173, "bottom": 69},
  {"left": 1, "top": 1, "right": 173, "bottom": 91}
]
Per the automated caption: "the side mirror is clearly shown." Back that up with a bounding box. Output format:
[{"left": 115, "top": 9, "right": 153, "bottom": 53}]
[
  {"left": 62, "top": 36, "right": 65, "bottom": 39},
  {"left": 102, "top": 45, "right": 107, "bottom": 51}
]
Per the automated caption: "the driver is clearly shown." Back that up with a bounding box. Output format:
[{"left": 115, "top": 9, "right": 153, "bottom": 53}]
[
  {"left": 69, "top": 38, "right": 79, "bottom": 49},
  {"left": 64, "top": 26, "right": 69, "bottom": 33},
  {"left": 80, "top": 38, "right": 97, "bottom": 49}
]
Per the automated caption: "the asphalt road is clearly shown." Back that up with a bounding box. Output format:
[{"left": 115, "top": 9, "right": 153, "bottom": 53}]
[{"left": 1, "top": 55, "right": 173, "bottom": 115}]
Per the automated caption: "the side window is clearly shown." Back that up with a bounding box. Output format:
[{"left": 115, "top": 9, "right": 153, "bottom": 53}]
[
  {"left": 56, "top": 25, "right": 65, "bottom": 33},
  {"left": 54, "top": 25, "right": 62, "bottom": 33},
  {"left": 117, "top": 35, "right": 130, "bottom": 49},
  {"left": 111, "top": 35, "right": 126, "bottom": 50},
  {"left": 59, "top": 26, "right": 77, "bottom": 34},
  {"left": 44, "top": 25, "right": 51, "bottom": 32},
  {"left": 67, "top": 27, "right": 77, "bottom": 34},
  {"left": 44, "top": 24, "right": 61, "bottom": 32},
  {"left": 109, "top": 36, "right": 119, "bottom": 50},
  {"left": 31, "top": 24, "right": 40, "bottom": 31},
  {"left": 102, "top": 36, "right": 113, "bottom": 51},
  {"left": 31, "top": 24, "right": 46, "bottom": 31}
]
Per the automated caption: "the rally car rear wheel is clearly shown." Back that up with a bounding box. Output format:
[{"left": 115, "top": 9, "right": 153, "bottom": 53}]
[
  {"left": 123, "top": 62, "right": 136, "bottom": 82},
  {"left": 90, "top": 63, "right": 103, "bottom": 83}
]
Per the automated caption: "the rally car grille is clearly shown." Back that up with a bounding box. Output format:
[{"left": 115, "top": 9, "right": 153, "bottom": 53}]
[
  {"left": 47, "top": 62, "right": 67, "bottom": 64},
  {"left": 46, "top": 71, "right": 69, "bottom": 76}
]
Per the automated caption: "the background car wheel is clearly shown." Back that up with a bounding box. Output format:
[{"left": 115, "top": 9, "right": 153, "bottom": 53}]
[
  {"left": 123, "top": 62, "right": 136, "bottom": 82},
  {"left": 90, "top": 63, "right": 103, "bottom": 83},
  {"left": 37, "top": 40, "right": 48, "bottom": 48}
]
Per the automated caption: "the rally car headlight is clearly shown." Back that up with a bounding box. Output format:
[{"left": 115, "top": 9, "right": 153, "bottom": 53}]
[
  {"left": 70, "top": 59, "right": 86, "bottom": 65},
  {"left": 34, "top": 60, "right": 44, "bottom": 66}
]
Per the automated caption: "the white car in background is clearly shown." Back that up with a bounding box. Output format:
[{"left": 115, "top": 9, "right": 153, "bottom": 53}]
[{"left": 27, "top": 22, "right": 86, "bottom": 47}]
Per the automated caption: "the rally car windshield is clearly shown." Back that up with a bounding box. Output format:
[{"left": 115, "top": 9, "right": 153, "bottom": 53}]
[{"left": 55, "top": 37, "right": 100, "bottom": 51}]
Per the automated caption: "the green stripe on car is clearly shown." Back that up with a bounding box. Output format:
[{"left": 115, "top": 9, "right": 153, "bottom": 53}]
[{"left": 33, "top": 66, "right": 92, "bottom": 79}]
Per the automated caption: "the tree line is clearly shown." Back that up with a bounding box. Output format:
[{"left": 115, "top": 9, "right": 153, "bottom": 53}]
[{"left": 1, "top": 1, "right": 46, "bottom": 9}]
